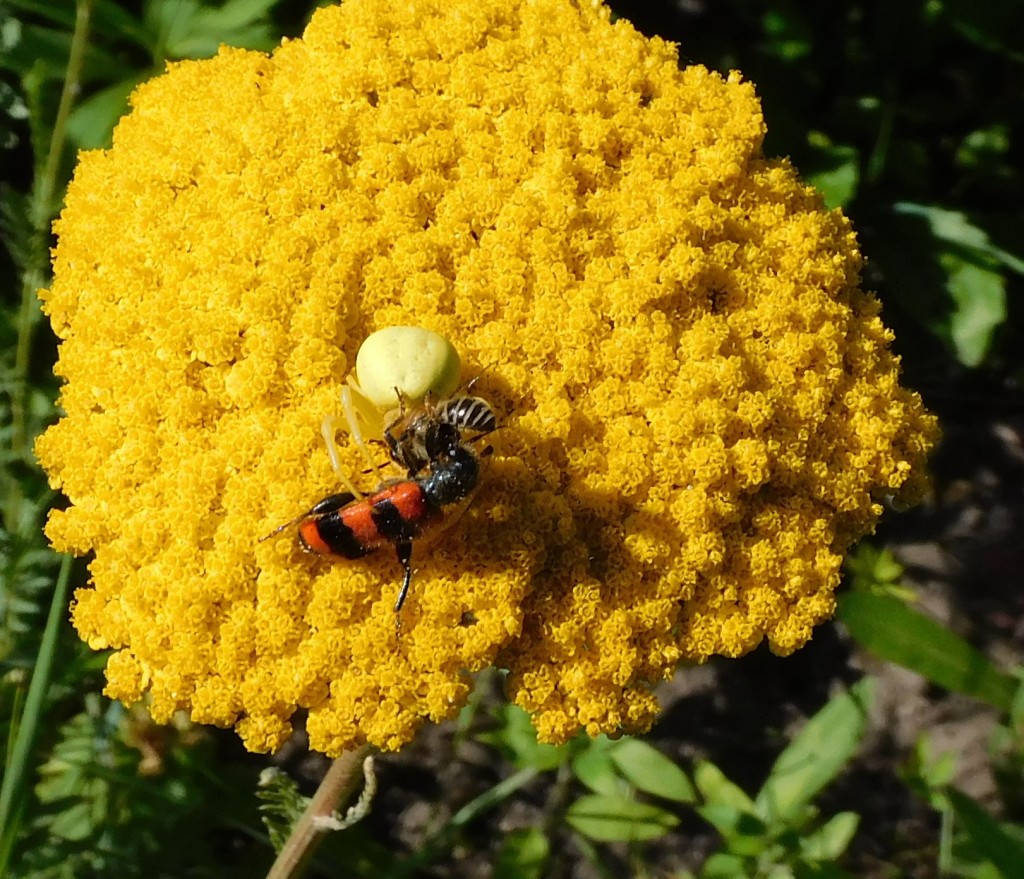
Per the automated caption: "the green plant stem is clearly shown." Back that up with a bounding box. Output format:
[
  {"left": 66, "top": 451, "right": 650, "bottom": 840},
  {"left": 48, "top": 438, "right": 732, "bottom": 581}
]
[
  {"left": 937, "top": 800, "right": 954, "bottom": 875},
  {"left": 865, "top": 80, "right": 895, "bottom": 186},
  {"left": 265, "top": 745, "right": 373, "bottom": 879},
  {"left": 538, "top": 761, "right": 573, "bottom": 878},
  {"left": 396, "top": 766, "right": 540, "bottom": 876},
  {"left": 8, "top": 0, "right": 92, "bottom": 529},
  {"left": 0, "top": 554, "right": 73, "bottom": 872},
  {"left": 448, "top": 766, "right": 539, "bottom": 826}
]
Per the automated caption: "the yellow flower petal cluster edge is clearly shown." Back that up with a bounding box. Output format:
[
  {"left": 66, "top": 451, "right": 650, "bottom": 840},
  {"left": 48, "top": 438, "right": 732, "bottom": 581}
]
[{"left": 36, "top": 0, "right": 938, "bottom": 755}]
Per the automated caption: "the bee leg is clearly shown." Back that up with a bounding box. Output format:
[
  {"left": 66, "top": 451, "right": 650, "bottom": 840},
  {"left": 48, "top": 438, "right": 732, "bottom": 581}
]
[{"left": 393, "top": 541, "right": 414, "bottom": 615}]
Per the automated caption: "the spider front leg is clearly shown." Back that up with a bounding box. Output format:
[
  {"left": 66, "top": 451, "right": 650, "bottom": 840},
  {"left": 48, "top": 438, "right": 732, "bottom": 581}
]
[
  {"left": 320, "top": 414, "right": 366, "bottom": 499},
  {"left": 320, "top": 376, "right": 385, "bottom": 499},
  {"left": 322, "top": 325, "right": 463, "bottom": 496}
]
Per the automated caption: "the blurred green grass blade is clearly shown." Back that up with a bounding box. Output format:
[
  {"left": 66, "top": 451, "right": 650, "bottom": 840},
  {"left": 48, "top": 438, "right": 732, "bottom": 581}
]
[
  {"left": 838, "top": 592, "right": 1017, "bottom": 712},
  {"left": 0, "top": 554, "right": 72, "bottom": 868},
  {"left": 947, "top": 788, "right": 1024, "bottom": 879},
  {"left": 754, "top": 678, "right": 874, "bottom": 824}
]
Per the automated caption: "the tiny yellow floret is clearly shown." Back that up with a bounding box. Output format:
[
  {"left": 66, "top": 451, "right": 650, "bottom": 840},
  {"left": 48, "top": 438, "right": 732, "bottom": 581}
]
[
  {"left": 37, "top": 0, "right": 938, "bottom": 755},
  {"left": 356, "top": 326, "right": 461, "bottom": 409}
]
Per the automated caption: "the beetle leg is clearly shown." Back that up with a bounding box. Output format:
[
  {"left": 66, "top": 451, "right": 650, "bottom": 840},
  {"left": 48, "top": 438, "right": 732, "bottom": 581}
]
[{"left": 393, "top": 540, "right": 414, "bottom": 615}]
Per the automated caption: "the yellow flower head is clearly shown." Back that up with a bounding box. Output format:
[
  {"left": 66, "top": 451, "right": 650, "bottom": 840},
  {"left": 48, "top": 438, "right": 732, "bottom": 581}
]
[{"left": 37, "top": 0, "right": 938, "bottom": 754}]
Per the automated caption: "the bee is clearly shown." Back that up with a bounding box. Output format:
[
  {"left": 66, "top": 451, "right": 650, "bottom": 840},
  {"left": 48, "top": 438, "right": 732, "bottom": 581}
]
[
  {"left": 262, "top": 422, "right": 482, "bottom": 615},
  {"left": 384, "top": 391, "right": 497, "bottom": 476}
]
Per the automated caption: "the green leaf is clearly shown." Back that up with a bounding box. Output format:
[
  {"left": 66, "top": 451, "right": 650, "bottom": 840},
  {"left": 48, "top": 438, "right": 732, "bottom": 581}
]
[
  {"left": 700, "top": 852, "right": 751, "bottom": 879},
  {"left": 6, "top": 0, "right": 76, "bottom": 28},
  {"left": 957, "top": 125, "right": 1010, "bottom": 170},
  {"left": 195, "top": 0, "right": 281, "bottom": 31},
  {"left": 609, "top": 738, "right": 696, "bottom": 803},
  {"left": 145, "top": 0, "right": 279, "bottom": 60},
  {"left": 46, "top": 798, "right": 97, "bottom": 841},
  {"left": 696, "top": 804, "right": 767, "bottom": 855},
  {"left": 566, "top": 793, "right": 679, "bottom": 842},
  {"left": 948, "top": 788, "right": 1024, "bottom": 879},
  {"left": 572, "top": 739, "right": 623, "bottom": 796},
  {"left": 91, "top": 0, "right": 154, "bottom": 51},
  {"left": 803, "top": 137, "right": 860, "bottom": 209},
  {"left": 799, "top": 811, "right": 860, "bottom": 861},
  {"left": 900, "top": 204, "right": 1012, "bottom": 366},
  {"left": 761, "top": 7, "right": 812, "bottom": 61},
  {"left": 843, "top": 544, "right": 903, "bottom": 590},
  {"left": 894, "top": 203, "right": 1024, "bottom": 277},
  {"left": 693, "top": 760, "right": 755, "bottom": 811},
  {"left": 66, "top": 75, "right": 145, "bottom": 150},
  {"left": 910, "top": 735, "right": 959, "bottom": 793},
  {"left": 939, "top": 0, "right": 1024, "bottom": 58},
  {"left": 0, "top": 22, "right": 134, "bottom": 82},
  {"left": 878, "top": 204, "right": 1019, "bottom": 367},
  {"left": 755, "top": 679, "right": 874, "bottom": 825},
  {"left": 476, "top": 704, "right": 571, "bottom": 771},
  {"left": 256, "top": 767, "right": 307, "bottom": 853},
  {"left": 838, "top": 592, "right": 1018, "bottom": 712},
  {"left": 494, "top": 827, "right": 549, "bottom": 879},
  {"left": 793, "top": 863, "right": 856, "bottom": 879},
  {"left": 941, "top": 250, "right": 1006, "bottom": 368}
]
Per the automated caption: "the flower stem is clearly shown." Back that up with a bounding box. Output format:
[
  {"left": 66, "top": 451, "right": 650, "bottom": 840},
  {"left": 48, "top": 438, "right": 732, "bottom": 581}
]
[
  {"left": 265, "top": 744, "right": 373, "bottom": 879},
  {"left": 7, "top": 0, "right": 92, "bottom": 531}
]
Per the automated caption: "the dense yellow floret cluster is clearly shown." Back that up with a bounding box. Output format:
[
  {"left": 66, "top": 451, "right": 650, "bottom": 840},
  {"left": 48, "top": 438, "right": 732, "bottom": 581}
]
[{"left": 36, "top": 0, "right": 937, "bottom": 754}]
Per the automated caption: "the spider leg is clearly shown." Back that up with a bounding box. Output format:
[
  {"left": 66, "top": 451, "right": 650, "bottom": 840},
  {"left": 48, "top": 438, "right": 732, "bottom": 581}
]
[
  {"left": 340, "top": 381, "right": 385, "bottom": 476},
  {"left": 321, "top": 413, "right": 365, "bottom": 499}
]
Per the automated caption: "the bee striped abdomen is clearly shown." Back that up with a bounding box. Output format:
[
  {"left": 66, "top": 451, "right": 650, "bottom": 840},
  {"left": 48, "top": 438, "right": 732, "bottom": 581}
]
[
  {"left": 441, "top": 396, "right": 496, "bottom": 434},
  {"left": 385, "top": 393, "right": 497, "bottom": 476}
]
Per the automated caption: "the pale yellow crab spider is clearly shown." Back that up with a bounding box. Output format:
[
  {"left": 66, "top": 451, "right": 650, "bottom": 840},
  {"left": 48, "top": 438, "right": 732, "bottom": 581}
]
[{"left": 322, "top": 326, "right": 462, "bottom": 498}]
